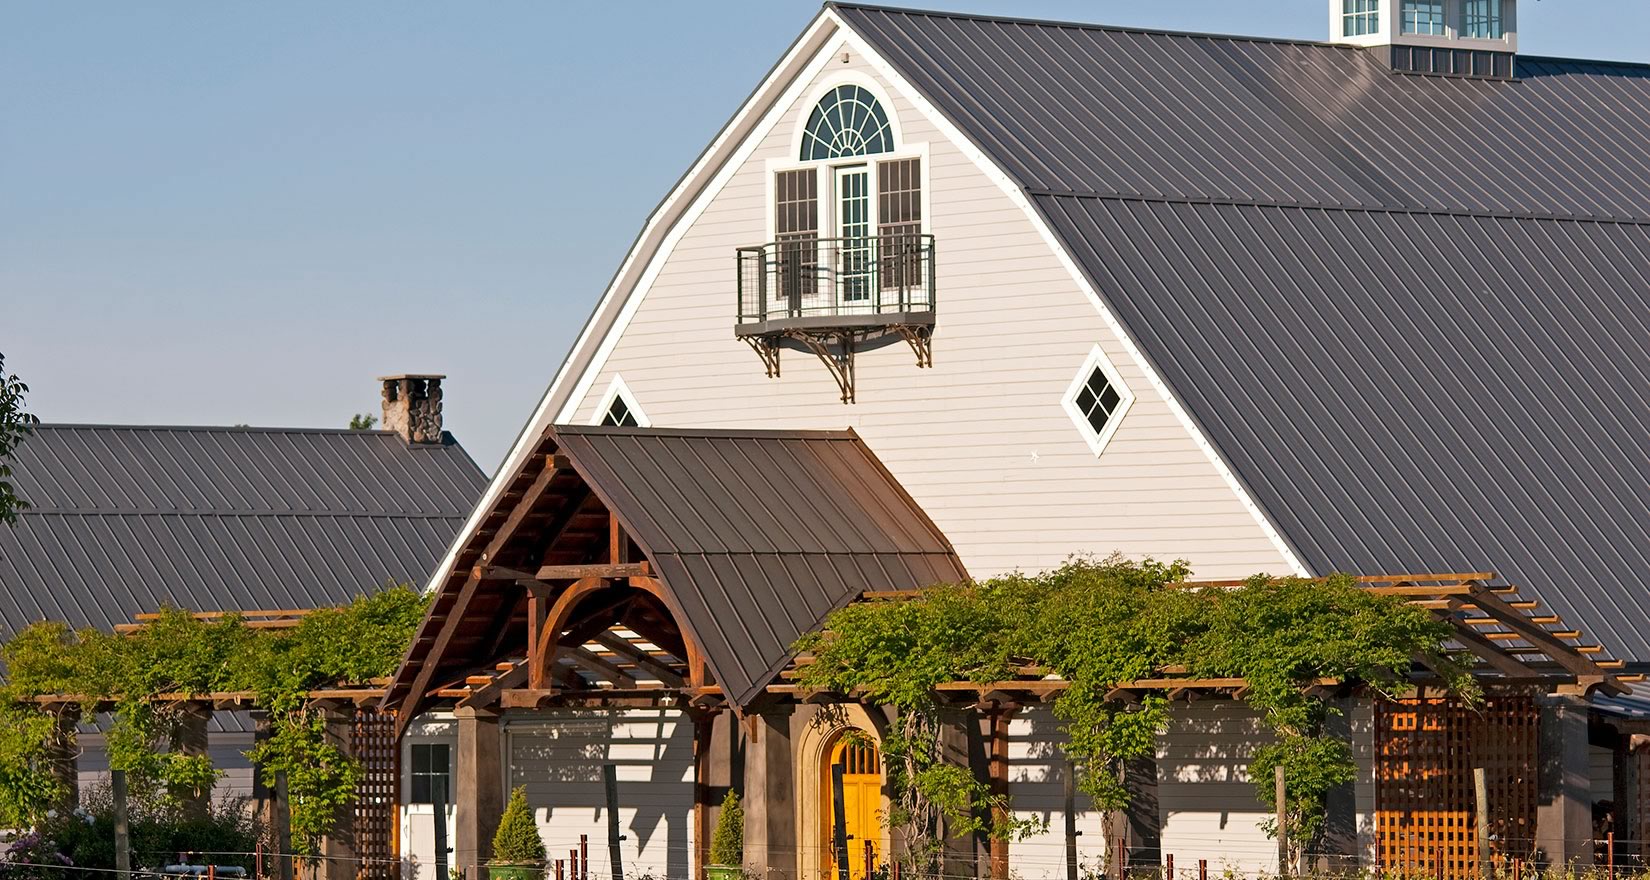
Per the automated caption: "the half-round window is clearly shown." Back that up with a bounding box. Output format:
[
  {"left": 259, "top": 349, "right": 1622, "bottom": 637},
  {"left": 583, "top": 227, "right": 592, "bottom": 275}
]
[{"left": 799, "top": 85, "right": 894, "bottom": 161}]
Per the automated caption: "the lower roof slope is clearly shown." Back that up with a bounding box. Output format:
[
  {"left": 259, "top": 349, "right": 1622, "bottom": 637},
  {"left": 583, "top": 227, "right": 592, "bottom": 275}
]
[
  {"left": 555, "top": 426, "right": 970, "bottom": 705},
  {"left": 1038, "top": 193, "right": 1650, "bottom": 661},
  {"left": 0, "top": 425, "right": 488, "bottom": 635}
]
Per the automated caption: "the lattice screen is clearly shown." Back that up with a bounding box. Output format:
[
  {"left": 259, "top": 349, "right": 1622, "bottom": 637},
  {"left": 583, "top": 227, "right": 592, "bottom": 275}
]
[
  {"left": 1375, "top": 695, "right": 1538, "bottom": 880},
  {"left": 353, "top": 708, "right": 401, "bottom": 880}
]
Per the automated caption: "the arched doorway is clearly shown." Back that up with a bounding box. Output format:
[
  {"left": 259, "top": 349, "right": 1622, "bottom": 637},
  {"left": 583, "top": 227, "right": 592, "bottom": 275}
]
[{"left": 823, "top": 733, "right": 884, "bottom": 880}]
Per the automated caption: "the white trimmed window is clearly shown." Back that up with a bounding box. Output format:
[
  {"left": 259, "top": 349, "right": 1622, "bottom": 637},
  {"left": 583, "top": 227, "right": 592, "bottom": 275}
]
[
  {"left": 1401, "top": 0, "right": 1445, "bottom": 35},
  {"left": 1463, "top": 0, "right": 1503, "bottom": 39},
  {"left": 1063, "top": 346, "right": 1135, "bottom": 456},
  {"left": 593, "top": 376, "right": 648, "bottom": 428},
  {"left": 1342, "top": 0, "right": 1379, "bottom": 37}
]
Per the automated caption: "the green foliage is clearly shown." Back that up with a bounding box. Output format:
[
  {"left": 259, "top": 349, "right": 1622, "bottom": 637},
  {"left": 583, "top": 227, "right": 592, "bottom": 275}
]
[
  {"left": 0, "top": 585, "right": 429, "bottom": 848},
  {"left": 46, "top": 788, "right": 262, "bottom": 878},
  {"left": 709, "top": 790, "right": 744, "bottom": 866},
  {"left": 491, "top": 786, "right": 547, "bottom": 866},
  {"left": 347, "top": 414, "right": 377, "bottom": 431},
  {"left": 0, "top": 352, "right": 39, "bottom": 526},
  {"left": 796, "top": 557, "right": 1476, "bottom": 860}
]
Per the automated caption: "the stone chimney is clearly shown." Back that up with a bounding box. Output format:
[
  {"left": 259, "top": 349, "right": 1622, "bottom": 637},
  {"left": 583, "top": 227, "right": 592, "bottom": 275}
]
[{"left": 379, "top": 374, "right": 445, "bottom": 444}]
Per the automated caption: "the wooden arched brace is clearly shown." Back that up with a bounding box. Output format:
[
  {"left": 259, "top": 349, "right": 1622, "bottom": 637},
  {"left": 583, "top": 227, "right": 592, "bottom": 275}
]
[
  {"left": 529, "top": 577, "right": 607, "bottom": 690},
  {"left": 629, "top": 576, "right": 710, "bottom": 689}
]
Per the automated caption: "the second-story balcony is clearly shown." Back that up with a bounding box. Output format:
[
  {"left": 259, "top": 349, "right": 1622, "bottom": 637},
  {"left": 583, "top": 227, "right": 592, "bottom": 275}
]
[{"left": 735, "top": 234, "right": 935, "bottom": 334}]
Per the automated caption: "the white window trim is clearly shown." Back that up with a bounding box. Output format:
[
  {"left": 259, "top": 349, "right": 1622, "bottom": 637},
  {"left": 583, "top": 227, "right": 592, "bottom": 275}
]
[
  {"left": 764, "top": 142, "right": 931, "bottom": 247},
  {"left": 787, "top": 65, "right": 906, "bottom": 163},
  {"left": 1062, "top": 344, "right": 1136, "bottom": 457},
  {"left": 591, "top": 374, "right": 650, "bottom": 427}
]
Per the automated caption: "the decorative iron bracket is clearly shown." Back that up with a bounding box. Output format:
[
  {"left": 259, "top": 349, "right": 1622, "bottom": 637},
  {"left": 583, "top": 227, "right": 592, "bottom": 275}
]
[
  {"left": 786, "top": 330, "right": 857, "bottom": 403},
  {"left": 894, "top": 324, "right": 934, "bottom": 368},
  {"left": 743, "top": 336, "right": 781, "bottom": 378}
]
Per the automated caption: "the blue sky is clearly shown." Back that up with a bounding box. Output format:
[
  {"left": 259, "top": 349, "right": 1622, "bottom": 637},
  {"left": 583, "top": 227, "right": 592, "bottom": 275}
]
[{"left": 4, "top": 1, "right": 1646, "bottom": 472}]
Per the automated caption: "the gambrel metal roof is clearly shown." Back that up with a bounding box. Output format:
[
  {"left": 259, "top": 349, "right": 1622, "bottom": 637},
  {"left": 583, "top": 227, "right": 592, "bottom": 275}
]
[
  {"left": 0, "top": 425, "right": 487, "bottom": 637},
  {"left": 832, "top": 5, "right": 1650, "bottom": 660}
]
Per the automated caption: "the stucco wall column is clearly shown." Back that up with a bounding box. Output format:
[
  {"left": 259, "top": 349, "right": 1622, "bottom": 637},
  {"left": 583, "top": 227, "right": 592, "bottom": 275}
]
[
  {"left": 1535, "top": 695, "right": 1593, "bottom": 869},
  {"left": 455, "top": 706, "right": 504, "bottom": 876},
  {"left": 319, "top": 703, "right": 359, "bottom": 880},
  {"left": 174, "top": 702, "right": 212, "bottom": 820},
  {"left": 744, "top": 707, "right": 797, "bottom": 880}
]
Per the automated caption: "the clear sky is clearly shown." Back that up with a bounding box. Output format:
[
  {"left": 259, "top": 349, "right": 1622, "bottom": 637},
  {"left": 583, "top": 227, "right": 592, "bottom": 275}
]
[{"left": 4, "top": 1, "right": 1646, "bottom": 473}]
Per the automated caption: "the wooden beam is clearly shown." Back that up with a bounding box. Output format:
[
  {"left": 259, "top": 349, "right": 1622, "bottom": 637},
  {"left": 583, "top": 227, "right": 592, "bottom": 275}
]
[
  {"left": 568, "top": 647, "right": 638, "bottom": 688},
  {"left": 530, "top": 577, "right": 608, "bottom": 690},
  {"left": 593, "top": 632, "right": 686, "bottom": 687},
  {"left": 457, "top": 661, "right": 530, "bottom": 710},
  {"left": 536, "top": 562, "right": 650, "bottom": 580},
  {"left": 1463, "top": 587, "right": 1625, "bottom": 693},
  {"left": 392, "top": 446, "right": 569, "bottom": 734}
]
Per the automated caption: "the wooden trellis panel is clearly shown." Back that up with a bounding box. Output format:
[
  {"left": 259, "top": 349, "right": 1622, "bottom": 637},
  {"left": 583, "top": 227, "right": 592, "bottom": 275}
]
[
  {"left": 353, "top": 708, "right": 401, "bottom": 880},
  {"left": 1375, "top": 696, "right": 1538, "bottom": 880}
]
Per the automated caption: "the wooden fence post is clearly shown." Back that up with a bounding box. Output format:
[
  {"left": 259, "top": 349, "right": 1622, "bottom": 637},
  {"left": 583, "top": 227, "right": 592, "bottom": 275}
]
[
  {"left": 1474, "top": 767, "right": 1492, "bottom": 880},
  {"left": 1275, "top": 765, "right": 1289, "bottom": 877},
  {"left": 113, "top": 769, "right": 131, "bottom": 875}
]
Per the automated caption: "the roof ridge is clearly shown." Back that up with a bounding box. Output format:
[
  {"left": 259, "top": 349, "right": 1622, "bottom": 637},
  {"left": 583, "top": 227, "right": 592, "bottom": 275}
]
[
  {"left": 552, "top": 425, "right": 860, "bottom": 440},
  {"left": 1027, "top": 189, "right": 1650, "bottom": 228},
  {"left": 32, "top": 423, "right": 403, "bottom": 436},
  {"left": 828, "top": 2, "right": 1346, "bottom": 51}
]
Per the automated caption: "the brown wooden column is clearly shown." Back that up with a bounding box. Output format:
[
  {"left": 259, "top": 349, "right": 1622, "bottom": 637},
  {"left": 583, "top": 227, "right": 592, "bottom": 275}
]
[
  {"left": 174, "top": 701, "right": 213, "bottom": 819},
  {"left": 987, "top": 710, "right": 1013, "bottom": 880},
  {"left": 455, "top": 706, "right": 505, "bottom": 876},
  {"left": 319, "top": 702, "right": 359, "bottom": 880},
  {"left": 46, "top": 706, "right": 81, "bottom": 811},
  {"left": 743, "top": 707, "right": 797, "bottom": 880}
]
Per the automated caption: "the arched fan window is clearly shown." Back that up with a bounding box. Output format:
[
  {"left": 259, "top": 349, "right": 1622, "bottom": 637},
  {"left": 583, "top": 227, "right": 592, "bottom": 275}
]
[{"left": 800, "top": 85, "right": 894, "bottom": 160}]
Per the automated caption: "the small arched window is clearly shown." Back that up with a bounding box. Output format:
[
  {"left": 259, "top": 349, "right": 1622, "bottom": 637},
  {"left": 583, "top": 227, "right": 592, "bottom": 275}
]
[{"left": 800, "top": 85, "right": 894, "bottom": 161}]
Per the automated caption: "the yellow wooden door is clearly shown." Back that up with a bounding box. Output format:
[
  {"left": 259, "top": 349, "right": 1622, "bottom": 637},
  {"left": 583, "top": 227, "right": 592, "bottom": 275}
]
[{"left": 826, "top": 737, "right": 882, "bottom": 880}]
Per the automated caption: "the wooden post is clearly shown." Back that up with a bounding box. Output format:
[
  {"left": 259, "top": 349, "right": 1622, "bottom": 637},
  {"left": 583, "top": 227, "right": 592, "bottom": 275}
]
[
  {"left": 1274, "top": 765, "right": 1289, "bottom": 877},
  {"left": 113, "top": 769, "right": 131, "bottom": 876},
  {"left": 1063, "top": 761, "right": 1079, "bottom": 880},
  {"left": 832, "top": 762, "right": 849, "bottom": 880},
  {"left": 1165, "top": 853, "right": 1173, "bottom": 880},
  {"left": 1474, "top": 767, "right": 1492, "bottom": 880},
  {"left": 989, "top": 711, "right": 1012, "bottom": 880},
  {"left": 571, "top": 850, "right": 580, "bottom": 880},
  {"left": 864, "top": 839, "right": 875, "bottom": 880},
  {"left": 1197, "top": 860, "right": 1206, "bottom": 880},
  {"left": 434, "top": 783, "right": 450, "bottom": 880},
  {"left": 603, "top": 765, "right": 623, "bottom": 880},
  {"left": 1115, "top": 836, "right": 1126, "bottom": 880},
  {"left": 1512, "top": 858, "right": 1522, "bottom": 880},
  {"left": 556, "top": 861, "right": 565, "bottom": 880},
  {"left": 256, "top": 842, "right": 265, "bottom": 880},
  {"left": 275, "top": 770, "right": 294, "bottom": 880},
  {"left": 1608, "top": 831, "right": 1616, "bottom": 880}
]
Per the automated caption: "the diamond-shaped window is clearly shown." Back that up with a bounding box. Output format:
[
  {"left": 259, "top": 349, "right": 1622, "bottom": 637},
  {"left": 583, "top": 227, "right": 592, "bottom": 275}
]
[
  {"left": 1062, "top": 345, "right": 1135, "bottom": 456},
  {"left": 593, "top": 376, "right": 648, "bottom": 428}
]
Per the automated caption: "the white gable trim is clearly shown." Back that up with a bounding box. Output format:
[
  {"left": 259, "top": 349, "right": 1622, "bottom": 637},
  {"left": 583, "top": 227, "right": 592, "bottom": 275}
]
[
  {"left": 417, "top": 11, "right": 843, "bottom": 593},
  {"left": 830, "top": 18, "right": 1313, "bottom": 578},
  {"left": 590, "top": 375, "right": 650, "bottom": 428}
]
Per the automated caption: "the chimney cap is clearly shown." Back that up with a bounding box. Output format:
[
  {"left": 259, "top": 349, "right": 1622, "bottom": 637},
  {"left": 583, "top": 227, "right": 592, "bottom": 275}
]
[{"left": 377, "top": 373, "right": 447, "bottom": 382}]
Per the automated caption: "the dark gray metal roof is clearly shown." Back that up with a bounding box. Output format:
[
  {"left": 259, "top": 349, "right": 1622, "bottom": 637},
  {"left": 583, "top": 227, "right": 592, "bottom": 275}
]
[
  {"left": 833, "top": 5, "right": 1650, "bottom": 659},
  {"left": 835, "top": 5, "right": 1650, "bottom": 220},
  {"left": 554, "top": 426, "right": 969, "bottom": 706},
  {"left": 0, "top": 425, "right": 487, "bottom": 636}
]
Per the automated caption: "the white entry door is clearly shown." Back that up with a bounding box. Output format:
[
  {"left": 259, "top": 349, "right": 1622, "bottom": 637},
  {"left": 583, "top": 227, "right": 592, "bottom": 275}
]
[{"left": 834, "top": 165, "right": 873, "bottom": 309}]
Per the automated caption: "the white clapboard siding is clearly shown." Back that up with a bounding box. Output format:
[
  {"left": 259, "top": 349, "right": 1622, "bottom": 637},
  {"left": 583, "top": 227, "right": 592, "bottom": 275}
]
[
  {"left": 505, "top": 709, "right": 695, "bottom": 880},
  {"left": 1006, "top": 708, "right": 1107, "bottom": 880},
  {"left": 565, "top": 43, "right": 1294, "bottom": 583},
  {"left": 76, "top": 730, "right": 256, "bottom": 809},
  {"left": 1157, "top": 702, "right": 1278, "bottom": 873}
]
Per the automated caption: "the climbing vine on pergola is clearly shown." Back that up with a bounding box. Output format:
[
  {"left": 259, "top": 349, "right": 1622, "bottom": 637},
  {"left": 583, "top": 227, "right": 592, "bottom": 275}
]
[
  {"left": 793, "top": 557, "right": 1481, "bottom": 862},
  {"left": 0, "top": 586, "right": 428, "bottom": 851}
]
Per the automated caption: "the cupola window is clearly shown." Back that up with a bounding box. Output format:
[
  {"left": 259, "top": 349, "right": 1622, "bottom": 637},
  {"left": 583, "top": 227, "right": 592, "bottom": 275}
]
[
  {"left": 1401, "top": 0, "right": 1445, "bottom": 35},
  {"left": 1463, "top": 0, "right": 1503, "bottom": 39},
  {"left": 800, "top": 85, "right": 894, "bottom": 161},
  {"left": 1342, "top": 0, "right": 1379, "bottom": 37}
]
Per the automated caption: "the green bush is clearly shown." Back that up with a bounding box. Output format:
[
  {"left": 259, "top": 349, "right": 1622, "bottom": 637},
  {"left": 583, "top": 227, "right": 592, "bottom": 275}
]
[
  {"left": 491, "top": 786, "right": 545, "bottom": 866},
  {"left": 708, "top": 790, "right": 743, "bottom": 866},
  {"left": 45, "top": 789, "right": 260, "bottom": 879}
]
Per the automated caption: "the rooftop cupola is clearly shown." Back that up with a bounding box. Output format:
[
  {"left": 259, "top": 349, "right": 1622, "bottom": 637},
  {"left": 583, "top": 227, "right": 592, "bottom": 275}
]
[{"left": 1330, "top": 0, "right": 1517, "bottom": 78}]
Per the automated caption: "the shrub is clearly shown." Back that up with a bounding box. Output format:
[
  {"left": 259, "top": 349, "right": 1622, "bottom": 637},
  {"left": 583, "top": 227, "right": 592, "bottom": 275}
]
[
  {"left": 491, "top": 786, "right": 545, "bottom": 866},
  {"left": 708, "top": 790, "right": 743, "bottom": 866},
  {"left": 45, "top": 789, "right": 261, "bottom": 879}
]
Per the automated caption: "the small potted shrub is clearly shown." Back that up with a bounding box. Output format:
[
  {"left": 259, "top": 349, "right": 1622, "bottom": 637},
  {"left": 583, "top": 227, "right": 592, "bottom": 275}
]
[
  {"left": 706, "top": 790, "right": 744, "bottom": 880},
  {"left": 490, "top": 786, "right": 547, "bottom": 880}
]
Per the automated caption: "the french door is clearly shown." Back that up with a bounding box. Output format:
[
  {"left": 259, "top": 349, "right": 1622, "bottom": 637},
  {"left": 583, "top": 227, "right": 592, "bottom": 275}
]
[{"left": 834, "top": 165, "right": 873, "bottom": 308}]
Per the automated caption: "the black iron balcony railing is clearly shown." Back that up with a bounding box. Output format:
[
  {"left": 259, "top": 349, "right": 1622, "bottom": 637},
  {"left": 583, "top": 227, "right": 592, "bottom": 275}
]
[{"left": 736, "top": 234, "right": 935, "bottom": 328}]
